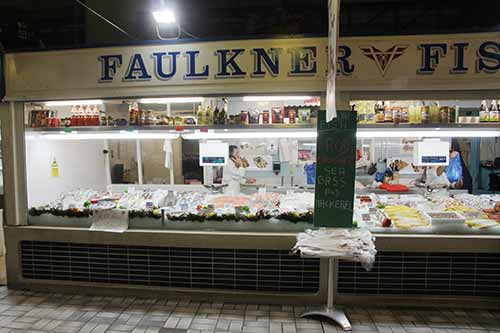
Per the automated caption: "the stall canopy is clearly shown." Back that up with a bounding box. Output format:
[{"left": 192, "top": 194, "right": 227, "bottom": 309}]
[{"left": 3, "top": 32, "right": 500, "bottom": 101}]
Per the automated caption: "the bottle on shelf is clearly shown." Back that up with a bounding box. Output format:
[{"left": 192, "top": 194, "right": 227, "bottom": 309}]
[
  {"left": 429, "top": 102, "right": 440, "bottom": 123},
  {"left": 93, "top": 105, "right": 100, "bottom": 126},
  {"left": 415, "top": 101, "right": 422, "bottom": 123},
  {"left": 354, "top": 103, "right": 365, "bottom": 124},
  {"left": 400, "top": 106, "right": 409, "bottom": 124},
  {"left": 213, "top": 102, "right": 220, "bottom": 125},
  {"left": 449, "top": 105, "right": 457, "bottom": 124},
  {"left": 219, "top": 98, "right": 228, "bottom": 125},
  {"left": 489, "top": 100, "right": 499, "bottom": 122},
  {"left": 139, "top": 105, "right": 146, "bottom": 126},
  {"left": 206, "top": 104, "right": 214, "bottom": 125},
  {"left": 70, "top": 105, "right": 77, "bottom": 127},
  {"left": 383, "top": 101, "right": 393, "bottom": 123},
  {"left": 480, "top": 100, "right": 489, "bottom": 122},
  {"left": 128, "top": 103, "right": 137, "bottom": 126},
  {"left": 81, "top": 105, "right": 89, "bottom": 126},
  {"left": 392, "top": 106, "right": 401, "bottom": 124},
  {"left": 375, "top": 101, "right": 385, "bottom": 123},
  {"left": 421, "top": 103, "right": 430, "bottom": 124},
  {"left": 439, "top": 106, "right": 450, "bottom": 124},
  {"left": 365, "top": 101, "right": 375, "bottom": 124}
]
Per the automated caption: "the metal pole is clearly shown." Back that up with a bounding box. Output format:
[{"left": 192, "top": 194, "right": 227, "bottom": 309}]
[
  {"left": 327, "top": 258, "right": 334, "bottom": 309},
  {"left": 136, "top": 139, "right": 143, "bottom": 185}
]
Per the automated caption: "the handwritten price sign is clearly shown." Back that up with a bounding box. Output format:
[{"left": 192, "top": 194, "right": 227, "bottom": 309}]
[{"left": 314, "top": 110, "right": 357, "bottom": 228}]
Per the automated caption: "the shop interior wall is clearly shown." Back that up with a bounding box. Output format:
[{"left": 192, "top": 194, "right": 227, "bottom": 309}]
[{"left": 26, "top": 138, "right": 107, "bottom": 207}]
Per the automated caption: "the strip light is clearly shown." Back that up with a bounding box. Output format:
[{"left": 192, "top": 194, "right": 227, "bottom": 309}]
[
  {"left": 45, "top": 100, "right": 103, "bottom": 106},
  {"left": 182, "top": 130, "right": 317, "bottom": 140},
  {"left": 140, "top": 97, "right": 203, "bottom": 104},
  {"left": 39, "top": 131, "right": 179, "bottom": 140},
  {"left": 242, "top": 96, "right": 313, "bottom": 102},
  {"left": 356, "top": 130, "right": 500, "bottom": 138}
]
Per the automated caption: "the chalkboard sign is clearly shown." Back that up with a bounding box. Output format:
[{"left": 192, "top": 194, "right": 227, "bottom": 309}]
[{"left": 314, "top": 110, "right": 357, "bottom": 228}]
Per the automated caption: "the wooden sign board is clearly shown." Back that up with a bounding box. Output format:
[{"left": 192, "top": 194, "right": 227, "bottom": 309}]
[{"left": 314, "top": 110, "right": 357, "bottom": 228}]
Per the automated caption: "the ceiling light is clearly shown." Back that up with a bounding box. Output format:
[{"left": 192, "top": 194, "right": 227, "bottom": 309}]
[
  {"left": 140, "top": 97, "right": 203, "bottom": 104},
  {"left": 39, "top": 131, "right": 179, "bottom": 140},
  {"left": 182, "top": 130, "right": 317, "bottom": 140},
  {"left": 45, "top": 100, "right": 103, "bottom": 106},
  {"left": 152, "top": 9, "right": 176, "bottom": 24},
  {"left": 356, "top": 130, "right": 500, "bottom": 138},
  {"left": 242, "top": 96, "right": 313, "bottom": 102}
]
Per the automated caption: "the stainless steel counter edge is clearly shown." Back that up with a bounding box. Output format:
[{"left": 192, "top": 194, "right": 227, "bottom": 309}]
[{"left": 5, "top": 225, "right": 500, "bottom": 252}]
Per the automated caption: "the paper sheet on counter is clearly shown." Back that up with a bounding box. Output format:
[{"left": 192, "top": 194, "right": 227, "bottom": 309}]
[{"left": 90, "top": 209, "right": 128, "bottom": 233}]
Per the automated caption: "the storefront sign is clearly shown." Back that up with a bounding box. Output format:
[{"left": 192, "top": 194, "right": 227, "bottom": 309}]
[
  {"left": 314, "top": 110, "right": 357, "bottom": 228},
  {"left": 4, "top": 32, "right": 500, "bottom": 100}
]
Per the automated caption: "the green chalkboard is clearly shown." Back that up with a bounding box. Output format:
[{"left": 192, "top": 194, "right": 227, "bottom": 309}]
[{"left": 314, "top": 110, "right": 357, "bottom": 228}]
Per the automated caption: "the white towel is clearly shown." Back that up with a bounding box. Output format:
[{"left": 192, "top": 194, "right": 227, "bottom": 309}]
[
  {"left": 279, "top": 139, "right": 298, "bottom": 164},
  {"left": 163, "top": 139, "right": 173, "bottom": 169}
]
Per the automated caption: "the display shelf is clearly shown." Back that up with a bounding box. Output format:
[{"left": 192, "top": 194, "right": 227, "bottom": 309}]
[
  {"left": 357, "top": 123, "right": 500, "bottom": 129},
  {"left": 25, "top": 122, "right": 500, "bottom": 132},
  {"left": 25, "top": 124, "right": 316, "bottom": 133}
]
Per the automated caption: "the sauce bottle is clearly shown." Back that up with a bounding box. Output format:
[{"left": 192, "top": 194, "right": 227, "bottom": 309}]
[
  {"left": 421, "top": 105, "right": 430, "bottom": 124},
  {"left": 375, "top": 101, "right": 385, "bottom": 123},
  {"left": 439, "top": 106, "right": 450, "bottom": 124},
  {"left": 480, "top": 100, "right": 489, "bottom": 122},
  {"left": 384, "top": 102, "right": 393, "bottom": 123},
  {"left": 392, "top": 107, "right": 401, "bottom": 124},
  {"left": 490, "top": 100, "right": 499, "bottom": 122},
  {"left": 400, "top": 107, "right": 409, "bottom": 123},
  {"left": 429, "top": 102, "right": 440, "bottom": 123}
]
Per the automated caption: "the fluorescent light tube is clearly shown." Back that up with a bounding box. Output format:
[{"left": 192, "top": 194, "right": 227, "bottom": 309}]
[
  {"left": 182, "top": 130, "right": 317, "bottom": 140},
  {"left": 356, "top": 130, "right": 500, "bottom": 138},
  {"left": 45, "top": 100, "right": 103, "bottom": 106},
  {"left": 140, "top": 97, "right": 203, "bottom": 104},
  {"left": 242, "top": 96, "right": 313, "bottom": 102},
  {"left": 41, "top": 131, "right": 179, "bottom": 140}
]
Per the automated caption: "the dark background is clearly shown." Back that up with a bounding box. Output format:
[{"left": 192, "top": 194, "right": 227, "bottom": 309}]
[{"left": 0, "top": 0, "right": 499, "bottom": 51}]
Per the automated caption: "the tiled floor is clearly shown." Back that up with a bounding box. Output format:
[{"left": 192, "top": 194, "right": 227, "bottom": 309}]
[{"left": 0, "top": 287, "right": 496, "bottom": 333}]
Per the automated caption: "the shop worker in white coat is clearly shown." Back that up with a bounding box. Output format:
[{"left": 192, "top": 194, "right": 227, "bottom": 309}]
[{"left": 222, "top": 145, "right": 256, "bottom": 194}]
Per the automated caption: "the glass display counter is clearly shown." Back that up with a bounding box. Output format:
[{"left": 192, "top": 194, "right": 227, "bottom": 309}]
[{"left": 23, "top": 97, "right": 500, "bottom": 235}]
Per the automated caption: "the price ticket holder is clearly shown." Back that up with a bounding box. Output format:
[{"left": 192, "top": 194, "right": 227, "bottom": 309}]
[{"left": 299, "top": 111, "right": 357, "bottom": 331}]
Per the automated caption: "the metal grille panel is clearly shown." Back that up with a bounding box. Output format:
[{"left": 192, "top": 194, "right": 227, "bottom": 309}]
[
  {"left": 20, "top": 241, "right": 320, "bottom": 293},
  {"left": 338, "top": 252, "right": 500, "bottom": 297}
]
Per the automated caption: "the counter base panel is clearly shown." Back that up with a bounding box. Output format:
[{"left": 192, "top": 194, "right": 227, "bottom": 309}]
[{"left": 5, "top": 226, "right": 500, "bottom": 307}]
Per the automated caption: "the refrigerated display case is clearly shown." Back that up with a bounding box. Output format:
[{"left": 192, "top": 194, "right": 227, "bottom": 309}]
[
  {"left": 24, "top": 96, "right": 320, "bottom": 232},
  {"left": 22, "top": 97, "right": 500, "bottom": 235}
]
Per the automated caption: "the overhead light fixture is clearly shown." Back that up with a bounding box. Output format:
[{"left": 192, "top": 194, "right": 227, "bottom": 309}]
[
  {"left": 242, "top": 96, "right": 313, "bottom": 102},
  {"left": 38, "top": 131, "right": 179, "bottom": 140},
  {"left": 182, "top": 130, "right": 317, "bottom": 140},
  {"left": 152, "top": 9, "right": 176, "bottom": 24},
  {"left": 140, "top": 97, "right": 203, "bottom": 104},
  {"left": 356, "top": 129, "right": 500, "bottom": 138},
  {"left": 45, "top": 100, "right": 103, "bottom": 106}
]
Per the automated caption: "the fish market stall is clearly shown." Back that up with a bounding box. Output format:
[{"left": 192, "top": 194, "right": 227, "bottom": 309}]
[{"left": 1, "top": 33, "right": 500, "bottom": 306}]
